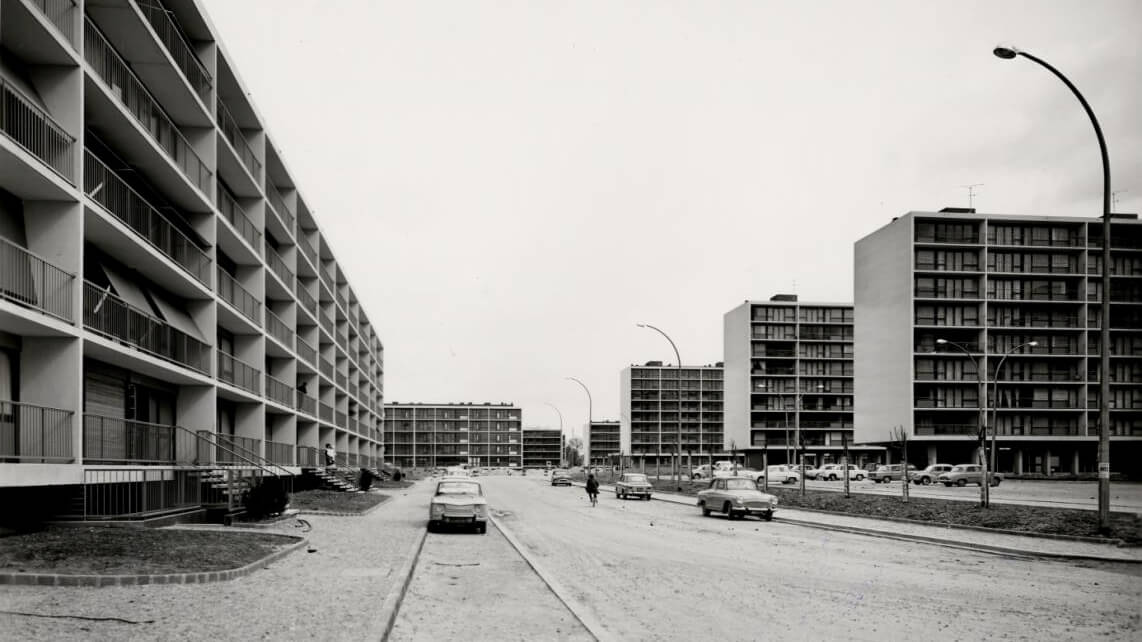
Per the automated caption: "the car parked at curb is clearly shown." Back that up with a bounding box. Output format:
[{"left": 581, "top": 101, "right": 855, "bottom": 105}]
[
  {"left": 615, "top": 473, "right": 653, "bottom": 500},
  {"left": 817, "top": 464, "right": 866, "bottom": 481},
  {"left": 756, "top": 465, "right": 800, "bottom": 485},
  {"left": 938, "top": 464, "right": 1003, "bottom": 487},
  {"left": 427, "top": 478, "right": 488, "bottom": 534},
  {"left": 868, "top": 464, "right": 916, "bottom": 483},
  {"left": 550, "top": 470, "right": 572, "bottom": 486},
  {"left": 696, "top": 477, "right": 779, "bottom": 521},
  {"left": 910, "top": 464, "right": 955, "bottom": 485},
  {"left": 792, "top": 464, "right": 820, "bottom": 480}
]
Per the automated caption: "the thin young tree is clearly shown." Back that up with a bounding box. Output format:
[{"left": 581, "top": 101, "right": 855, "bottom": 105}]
[
  {"left": 890, "top": 425, "right": 910, "bottom": 504},
  {"left": 842, "top": 431, "right": 851, "bottom": 499}
]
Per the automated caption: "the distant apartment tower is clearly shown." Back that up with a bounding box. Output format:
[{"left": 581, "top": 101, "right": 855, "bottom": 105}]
[
  {"left": 854, "top": 210, "right": 1141, "bottom": 475},
  {"left": 0, "top": 1, "right": 384, "bottom": 517},
  {"left": 522, "top": 428, "right": 563, "bottom": 468},
  {"left": 383, "top": 403, "right": 523, "bottom": 468},
  {"left": 620, "top": 363, "right": 725, "bottom": 467},
  {"left": 586, "top": 420, "right": 621, "bottom": 467},
  {"left": 725, "top": 296, "right": 881, "bottom": 468}
]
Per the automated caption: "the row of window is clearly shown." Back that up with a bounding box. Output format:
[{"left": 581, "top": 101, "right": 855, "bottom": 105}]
[
  {"left": 751, "top": 307, "right": 853, "bottom": 323},
  {"left": 630, "top": 369, "right": 723, "bottom": 379}
]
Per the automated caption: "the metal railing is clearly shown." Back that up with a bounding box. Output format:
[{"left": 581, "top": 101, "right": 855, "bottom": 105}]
[
  {"left": 296, "top": 392, "right": 316, "bottom": 417},
  {"left": 336, "top": 370, "right": 347, "bottom": 390},
  {"left": 296, "top": 335, "right": 316, "bottom": 365},
  {"left": 216, "top": 267, "right": 260, "bottom": 325},
  {"left": 319, "top": 356, "right": 334, "bottom": 379},
  {"left": 30, "top": 0, "right": 78, "bottom": 47},
  {"left": 84, "top": 19, "right": 212, "bottom": 195},
  {"left": 216, "top": 97, "right": 260, "bottom": 178},
  {"left": 265, "top": 245, "right": 293, "bottom": 288},
  {"left": 0, "top": 400, "right": 73, "bottom": 463},
  {"left": 83, "top": 414, "right": 175, "bottom": 464},
  {"left": 320, "top": 308, "right": 334, "bottom": 333},
  {"left": 297, "top": 445, "right": 318, "bottom": 467},
  {"left": 82, "top": 468, "right": 204, "bottom": 518},
  {"left": 295, "top": 281, "right": 316, "bottom": 317},
  {"left": 319, "top": 402, "right": 334, "bottom": 423},
  {"left": 135, "top": 0, "right": 212, "bottom": 103},
  {"left": 914, "top": 424, "right": 978, "bottom": 436},
  {"left": 335, "top": 289, "right": 347, "bottom": 312},
  {"left": 265, "top": 308, "right": 293, "bottom": 349},
  {"left": 217, "top": 185, "right": 261, "bottom": 256},
  {"left": 265, "top": 373, "right": 293, "bottom": 408},
  {"left": 212, "top": 433, "right": 260, "bottom": 465},
  {"left": 265, "top": 440, "right": 293, "bottom": 466},
  {"left": 267, "top": 183, "right": 294, "bottom": 234},
  {"left": 0, "top": 236, "right": 75, "bottom": 322},
  {"left": 217, "top": 351, "right": 260, "bottom": 395},
  {"left": 83, "top": 281, "right": 210, "bottom": 373},
  {"left": 335, "top": 410, "right": 347, "bottom": 427},
  {"left": 298, "top": 234, "right": 318, "bottom": 268},
  {"left": 85, "top": 152, "right": 210, "bottom": 284},
  {"left": 323, "top": 263, "right": 337, "bottom": 288},
  {"left": 1, "top": 76, "right": 75, "bottom": 182}
]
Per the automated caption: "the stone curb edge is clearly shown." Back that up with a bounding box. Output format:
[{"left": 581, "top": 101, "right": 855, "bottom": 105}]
[
  {"left": 297, "top": 493, "right": 393, "bottom": 517},
  {"left": 376, "top": 527, "right": 429, "bottom": 641},
  {"left": 0, "top": 535, "right": 309, "bottom": 587}
]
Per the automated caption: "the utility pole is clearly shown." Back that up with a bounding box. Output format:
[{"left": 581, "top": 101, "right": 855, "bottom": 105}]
[{"left": 960, "top": 183, "right": 984, "bottom": 209}]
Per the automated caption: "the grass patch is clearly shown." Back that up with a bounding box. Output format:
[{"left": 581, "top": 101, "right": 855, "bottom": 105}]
[
  {"left": 0, "top": 527, "right": 297, "bottom": 575},
  {"left": 288, "top": 489, "right": 390, "bottom": 513}
]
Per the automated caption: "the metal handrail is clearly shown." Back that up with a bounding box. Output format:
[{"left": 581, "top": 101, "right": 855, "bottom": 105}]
[
  {"left": 0, "top": 400, "right": 74, "bottom": 463},
  {"left": 135, "top": 0, "right": 212, "bottom": 102},
  {"left": 217, "top": 185, "right": 261, "bottom": 256},
  {"left": 267, "top": 183, "right": 294, "bottom": 233},
  {"left": 216, "top": 97, "right": 261, "bottom": 178},
  {"left": 191, "top": 428, "right": 287, "bottom": 478},
  {"left": 82, "top": 280, "right": 210, "bottom": 373},
  {"left": 0, "top": 76, "right": 75, "bottom": 182},
  {"left": 0, "top": 235, "right": 75, "bottom": 322},
  {"left": 295, "top": 281, "right": 316, "bottom": 316},
  {"left": 266, "top": 308, "right": 293, "bottom": 349},
  {"left": 217, "top": 350, "right": 260, "bottom": 394},
  {"left": 266, "top": 245, "right": 293, "bottom": 288},
  {"left": 265, "top": 373, "right": 294, "bottom": 408},
  {"left": 296, "top": 335, "right": 317, "bottom": 365},
  {"left": 29, "top": 0, "right": 78, "bottom": 47},
  {"left": 216, "top": 267, "right": 261, "bottom": 325}
]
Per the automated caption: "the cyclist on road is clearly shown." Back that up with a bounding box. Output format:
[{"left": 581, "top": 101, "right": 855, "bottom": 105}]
[{"left": 586, "top": 473, "right": 600, "bottom": 507}]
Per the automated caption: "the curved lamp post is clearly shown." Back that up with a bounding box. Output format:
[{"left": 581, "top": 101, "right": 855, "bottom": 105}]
[
  {"left": 565, "top": 377, "right": 592, "bottom": 470},
  {"left": 988, "top": 341, "right": 1039, "bottom": 476},
  {"left": 637, "top": 323, "right": 682, "bottom": 484},
  {"left": 936, "top": 338, "right": 990, "bottom": 507},
  {"left": 993, "top": 45, "right": 1112, "bottom": 533}
]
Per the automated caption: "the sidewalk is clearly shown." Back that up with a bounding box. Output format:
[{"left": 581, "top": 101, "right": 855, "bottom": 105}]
[{"left": 587, "top": 482, "right": 1142, "bottom": 563}]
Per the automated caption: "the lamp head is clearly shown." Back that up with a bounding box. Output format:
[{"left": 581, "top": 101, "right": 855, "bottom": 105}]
[
  {"left": 993, "top": 45, "right": 1019, "bottom": 60},
  {"left": 936, "top": 338, "right": 949, "bottom": 345},
  {"left": 1027, "top": 341, "right": 1039, "bottom": 347}
]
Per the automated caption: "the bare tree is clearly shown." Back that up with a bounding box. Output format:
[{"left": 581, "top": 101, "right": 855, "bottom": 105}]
[
  {"left": 842, "top": 431, "right": 851, "bottom": 499},
  {"left": 889, "top": 425, "right": 909, "bottom": 504},
  {"left": 565, "top": 437, "right": 584, "bottom": 468}
]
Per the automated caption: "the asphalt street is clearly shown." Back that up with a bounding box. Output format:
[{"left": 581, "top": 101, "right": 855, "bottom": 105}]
[{"left": 476, "top": 475, "right": 1141, "bottom": 641}]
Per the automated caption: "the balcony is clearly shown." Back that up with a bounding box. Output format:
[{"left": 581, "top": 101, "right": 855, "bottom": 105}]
[
  {"left": 295, "top": 282, "right": 316, "bottom": 317},
  {"left": 83, "top": 281, "right": 210, "bottom": 374},
  {"left": 216, "top": 268, "right": 260, "bottom": 326},
  {"left": 85, "top": 152, "right": 210, "bottom": 285},
  {"left": 336, "top": 370, "right": 347, "bottom": 390},
  {"left": 217, "top": 351, "right": 260, "bottom": 395},
  {"left": 295, "top": 336, "right": 316, "bottom": 366},
  {"left": 267, "top": 184, "right": 294, "bottom": 236},
  {"left": 0, "top": 236, "right": 75, "bottom": 323},
  {"left": 84, "top": 18, "right": 211, "bottom": 195},
  {"left": 210, "top": 433, "right": 260, "bottom": 465},
  {"left": 29, "top": 0, "right": 78, "bottom": 48},
  {"left": 319, "top": 402, "right": 334, "bottom": 423},
  {"left": 265, "top": 308, "right": 293, "bottom": 350},
  {"left": 217, "top": 186, "right": 261, "bottom": 256},
  {"left": 296, "top": 392, "right": 316, "bottom": 417},
  {"left": 297, "top": 445, "right": 318, "bottom": 467},
  {"left": 320, "top": 308, "right": 334, "bottom": 333},
  {"left": 335, "top": 289, "right": 347, "bottom": 312},
  {"left": 0, "top": 401, "right": 74, "bottom": 463},
  {"left": 319, "top": 356, "right": 333, "bottom": 379},
  {"left": 265, "top": 245, "right": 293, "bottom": 289},
  {"left": 83, "top": 414, "right": 175, "bottom": 464},
  {"left": 298, "top": 234, "right": 318, "bottom": 269},
  {"left": 134, "top": 0, "right": 211, "bottom": 103},
  {"left": 215, "top": 97, "right": 261, "bottom": 178},
  {"left": 0, "top": 77, "right": 75, "bottom": 182},
  {"left": 265, "top": 373, "right": 293, "bottom": 408},
  {"left": 336, "top": 409, "right": 347, "bottom": 427}
]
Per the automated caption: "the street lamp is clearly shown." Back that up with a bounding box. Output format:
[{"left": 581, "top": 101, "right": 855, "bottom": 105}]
[
  {"left": 936, "top": 338, "right": 990, "bottom": 507},
  {"left": 545, "top": 402, "right": 564, "bottom": 467},
  {"left": 988, "top": 341, "right": 1039, "bottom": 476},
  {"left": 637, "top": 323, "right": 683, "bottom": 485},
  {"left": 993, "top": 45, "right": 1113, "bottom": 532},
  {"left": 565, "top": 377, "right": 592, "bottom": 470}
]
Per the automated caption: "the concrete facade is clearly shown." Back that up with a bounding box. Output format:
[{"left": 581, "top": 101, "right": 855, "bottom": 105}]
[
  {"left": 586, "top": 420, "right": 620, "bottom": 467},
  {"left": 522, "top": 428, "right": 563, "bottom": 468},
  {"left": 620, "top": 363, "right": 725, "bottom": 468},
  {"left": 383, "top": 403, "right": 524, "bottom": 469}
]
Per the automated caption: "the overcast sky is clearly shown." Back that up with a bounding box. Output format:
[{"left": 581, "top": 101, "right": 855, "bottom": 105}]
[{"left": 201, "top": 0, "right": 1140, "bottom": 440}]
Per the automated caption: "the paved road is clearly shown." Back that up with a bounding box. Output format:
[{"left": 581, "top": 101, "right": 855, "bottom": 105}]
[{"left": 481, "top": 476, "right": 1142, "bottom": 640}]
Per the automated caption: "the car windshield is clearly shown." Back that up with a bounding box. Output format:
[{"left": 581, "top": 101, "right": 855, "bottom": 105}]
[
  {"left": 623, "top": 474, "right": 648, "bottom": 483},
  {"left": 724, "top": 478, "right": 757, "bottom": 491},
  {"left": 437, "top": 482, "right": 481, "bottom": 495}
]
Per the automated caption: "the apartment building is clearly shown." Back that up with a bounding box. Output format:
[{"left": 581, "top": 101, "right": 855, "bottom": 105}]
[
  {"left": 383, "top": 403, "right": 524, "bottom": 469},
  {"left": 522, "top": 428, "right": 563, "bottom": 468},
  {"left": 0, "top": 0, "right": 384, "bottom": 518},
  {"left": 724, "top": 296, "right": 882, "bottom": 469},
  {"left": 854, "top": 210, "right": 1141, "bottom": 476},
  {"left": 620, "top": 363, "right": 725, "bottom": 469},
  {"left": 586, "top": 420, "right": 620, "bottom": 467}
]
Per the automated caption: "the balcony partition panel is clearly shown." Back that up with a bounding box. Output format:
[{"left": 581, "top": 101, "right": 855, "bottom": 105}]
[
  {"left": 0, "top": 401, "right": 74, "bottom": 463},
  {"left": 135, "top": 0, "right": 212, "bottom": 103},
  {"left": 0, "top": 236, "right": 75, "bottom": 322},
  {"left": 0, "top": 77, "right": 75, "bottom": 182},
  {"left": 216, "top": 267, "right": 260, "bottom": 325},
  {"left": 83, "top": 281, "right": 210, "bottom": 373}
]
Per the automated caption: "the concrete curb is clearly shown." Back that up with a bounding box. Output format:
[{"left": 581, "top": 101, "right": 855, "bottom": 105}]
[
  {"left": 0, "top": 535, "right": 309, "bottom": 587},
  {"left": 489, "top": 513, "right": 608, "bottom": 642},
  {"left": 376, "top": 527, "right": 429, "bottom": 641},
  {"left": 297, "top": 493, "right": 393, "bottom": 517}
]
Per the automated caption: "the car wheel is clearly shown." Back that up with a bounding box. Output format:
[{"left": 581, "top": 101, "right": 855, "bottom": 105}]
[
  {"left": 883, "top": 476, "right": 892, "bottom": 483},
  {"left": 763, "top": 511, "right": 773, "bottom": 522},
  {"left": 855, "top": 475, "right": 865, "bottom": 481},
  {"left": 943, "top": 482, "right": 952, "bottom": 487},
  {"left": 723, "top": 502, "right": 735, "bottom": 519},
  {"left": 828, "top": 474, "right": 838, "bottom": 481},
  {"left": 702, "top": 507, "right": 712, "bottom": 517},
  {"left": 921, "top": 477, "right": 932, "bottom": 486},
  {"left": 427, "top": 521, "right": 436, "bottom": 533},
  {"left": 991, "top": 478, "right": 1001, "bottom": 487},
  {"left": 956, "top": 479, "right": 967, "bottom": 487}
]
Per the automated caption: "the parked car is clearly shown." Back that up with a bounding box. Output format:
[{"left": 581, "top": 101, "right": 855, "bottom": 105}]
[
  {"left": 910, "top": 464, "right": 955, "bottom": 485},
  {"left": 817, "top": 464, "right": 865, "bottom": 481},
  {"left": 427, "top": 478, "right": 488, "bottom": 534},
  {"left": 615, "top": 473, "right": 653, "bottom": 500},
  {"left": 690, "top": 464, "right": 714, "bottom": 480},
  {"left": 696, "top": 477, "right": 779, "bottom": 521},
  {"left": 938, "top": 464, "right": 1003, "bottom": 487},
  {"left": 792, "top": 464, "right": 820, "bottom": 480},
  {"left": 756, "top": 465, "right": 799, "bottom": 485},
  {"left": 550, "top": 470, "right": 572, "bottom": 487},
  {"left": 868, "top": 464, "right": 916, "bottom": 483}
]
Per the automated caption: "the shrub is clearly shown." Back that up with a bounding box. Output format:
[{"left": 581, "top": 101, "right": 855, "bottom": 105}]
[{"left": 243, "top": 477, "right": 290, "bottom": 518}]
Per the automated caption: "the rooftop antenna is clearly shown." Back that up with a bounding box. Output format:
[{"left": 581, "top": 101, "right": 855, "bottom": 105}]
[
  {"left": 960, "top": 183, "right": 983, "bottom": 209},
  {"left": 1112, "top": 189, "right": 1128, "bottom": 211}
]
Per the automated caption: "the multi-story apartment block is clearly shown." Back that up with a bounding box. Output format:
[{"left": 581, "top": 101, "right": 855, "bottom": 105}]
[
  {"left": 854, "top": 210, "right": 1141, "bottom": 476},
  {"left": 586, "top": 420, "right": 620, "bottom": 467},
  {"left": 620, "top": 363, "right": 725, "bottom": 469},
  {"left": 0, "top": 0, "right": 384, "bottom": 519},
  {"left": 383, "top": 403, "right": 523, "bottom": 469},
  {"left": 522, "top": 428, "right": 563, "bottom": 468},
  {"left": 725, "top": 296, "right": 882, "bottom": 468}
]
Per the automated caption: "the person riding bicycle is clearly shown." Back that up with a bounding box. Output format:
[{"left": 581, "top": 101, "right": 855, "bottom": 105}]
[{"left": 586, "top": 473, "right": 600, "bottom": 506}]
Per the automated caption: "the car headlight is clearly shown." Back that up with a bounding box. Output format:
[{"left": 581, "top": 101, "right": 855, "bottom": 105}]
[
  {"left": 732, "top": 497, "right": 744, "bottom": 504},
  {"left": 430, "top": 504, "right": 444, "bottom": 517},
  {"left": 473, "top": 504, "right": 487, "bottom": 516},
  {"left": 770, "top": 498, "right": 778, "bottom": 508}
]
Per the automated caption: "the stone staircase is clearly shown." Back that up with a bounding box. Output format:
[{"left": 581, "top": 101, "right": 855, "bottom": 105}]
[{"left": 306, "top": 466, "right": 361, "bottom": 492}]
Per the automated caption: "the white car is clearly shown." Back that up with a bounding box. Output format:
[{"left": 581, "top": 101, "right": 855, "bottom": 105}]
[
  {"left": 817, "top": 464, "right": 865, "bottom": 481},
  {"left": 428, "top": 478, "right": 488, "bottom": 534},
  {"left": 756, "top": 465, "right": 800, "bottom": 485}
]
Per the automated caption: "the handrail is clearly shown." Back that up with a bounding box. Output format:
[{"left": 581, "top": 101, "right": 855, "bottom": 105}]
[
  {"left": 267, "top": 183, "right": 294, "bottom": 233},
  {"left": 29, "top": 0, "right": 78, "bottom": 47},
  {"left": 216, "top": 96, "right": 261, "bottom": 178},
  {"left": 0, "top": 76, "right": 75, "bottom": 182},
  {"left": 217, "top": 185, "right": 261, "bottom": 256},
  {"left": 135, "top": 0, "right": 212, "bottom": 102},
  {"left": 186, "top": 427, "right": 286, "bottom": 478},
  {"left": 0, "top": 235, "right": 75, "bottom": 322}
]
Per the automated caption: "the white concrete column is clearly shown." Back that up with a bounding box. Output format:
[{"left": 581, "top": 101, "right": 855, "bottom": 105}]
[
  {"left": 1014, "top": 449, "right": 1023, "bottom": 475},
  {"left": 927, "top": 445, "right": 938, "bottom": 466}
]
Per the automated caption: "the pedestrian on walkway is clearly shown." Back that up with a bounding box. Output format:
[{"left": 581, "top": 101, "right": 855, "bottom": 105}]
[
  {"left": 324, "top": 443, "right": 336, "bottom": 468},
  {"left": 586, "top": 473, "right": 599, "bottom": 507}
]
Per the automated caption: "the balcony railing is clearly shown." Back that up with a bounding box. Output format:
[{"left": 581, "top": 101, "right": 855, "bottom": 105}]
[
  {"left": 85, "top": 152, "right": 210, "bottom": 284},
  {"left": 914, "top": 424, "right": 979, "bottom": 436},
  {"left": 297, "top": 445, "right": 318, "bottom": 467},
  {"left": 217, "top": 268, "right": 260, "bottom": 326},
  {"left": 265, "top": 373, "right": 293, "bottom": 408},
  {"left": 135, "top": 0, "right": 211, "bottom": 103},
  {"left": 335, "top": 289, "right": 347, "bottom": 312},
  {"left": 83, "top": 414, "right": 175, "bottom": 464},
  {"left": 265, "top": 440, "right": 294, "bottom": 466},
  {"left": 266, "top": 245, "right": 293, "bottom": 288},
  {"left": 84, "top": 19, "right": 212, "bottom": 195},
  {"left": 217, "top": 186, "right": 261, "bottom": 256},
  {"left": 267, "top": 183, "right": 294, "bottom": 235},
  {"left": 0, "top": 236, "right": 74, "bottom": 323},
  {"left": 266, "top": 308, "right": 293, "bottom": 349},
  {"left": 296, "top": 336, "right": 316, "bottom": 365},
  {"left": 319, "top": 402, "right": 334, "bottom": 423},
  {"left": 298, "top": 234, "right": 318, "bottom": 268},
  {"left": 321, "top": 308, "right": 334, "bottom": 333},
  {"left": 30, "top": 0, "right": 78, "bottom": 47},
  {"left": 0, "top": 401, "right": 74, "bottom": 463},
  {"left": 336, "top": 410, "right": 347, "bottom": 427},
  {"left": 213, "top": 433, "right": 260, "bottom": 465},
  {"left": 217, "top": 351, "right": 260, "bottom": 395},
  {"left": 216, "top": 97, "right": 261, "bottom": 178},
  {"left": 295, "top": 282, "right": 316, "bottom": 317},
  {"left": 297, "top": 392, "right": 316, "bottom": 417},
  {"left": 323, "top": 263, "right": 337, "bottom": 289},
  {"left": 336, "top": 370, "right": 347, "bottom": 390},
  {"left": 83, "top": 281, "right": 210, "bottom": 373},
  {"left": 1, "top": 74, "right": 75, "bottom": 183},
  {"left": 319, "top": 356, "right": 333, "bottom": 379}
]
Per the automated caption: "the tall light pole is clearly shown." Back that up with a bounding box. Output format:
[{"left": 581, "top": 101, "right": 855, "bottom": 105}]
[
  {"left": 565, "top": 377, "right": 592, "bottom": 470},
  {"left": 936, "top": 338, "right": 989, "bottom": 507},
  {"left": 637, "top": 323, "right": 682, "bottom": 484},
  {"left": 993, "top": 45, "right": 1113, "bottom": 533},
  {"left": 989, "top": 341, "right": 1039, "bottom": 477},
  {"left": 545, "top": 402, "right": 564, "bottom": 467}
]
